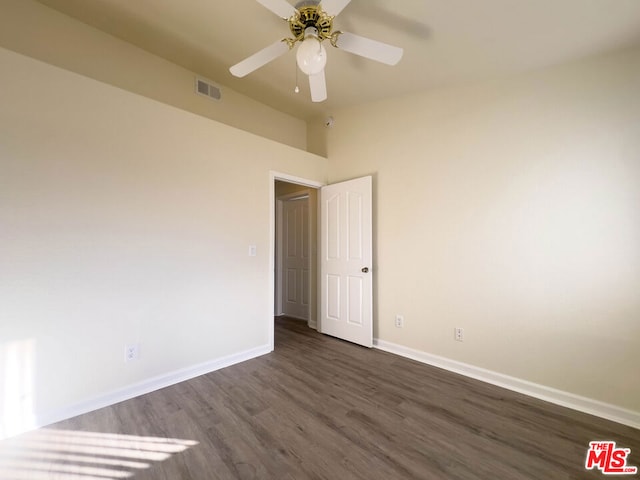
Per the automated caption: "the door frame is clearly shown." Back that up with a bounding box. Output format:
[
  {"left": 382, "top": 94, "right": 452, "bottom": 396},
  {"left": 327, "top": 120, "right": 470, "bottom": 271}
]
[{"left": 269, "top": 172, "right": 325, "bottom": 351}]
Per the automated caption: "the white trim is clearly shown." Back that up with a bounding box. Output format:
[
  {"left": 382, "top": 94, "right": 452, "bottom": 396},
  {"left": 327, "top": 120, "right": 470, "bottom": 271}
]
[
  {"left": 308, "top": 319, "right": 318, "bottom": 330},
  {"left": 271, "top": 171, "right": 324, "bottom": 189},
  {"left": 373, "top": 338, "right": 640, "bottom": 430},
  {"left": 2, "top": 345, "right": 271, "bottom": 440},
  {"left": 269, "top": 173, "right": 276, "bottom": 351}
]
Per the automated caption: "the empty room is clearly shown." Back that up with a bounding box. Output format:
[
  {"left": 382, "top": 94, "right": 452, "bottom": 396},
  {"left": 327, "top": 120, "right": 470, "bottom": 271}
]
[{"left": 1, "top": 0, "right": 639, "bottom": 478}]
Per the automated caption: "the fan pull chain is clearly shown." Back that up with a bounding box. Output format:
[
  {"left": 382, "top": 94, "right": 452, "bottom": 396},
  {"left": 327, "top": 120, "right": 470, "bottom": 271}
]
[{"left": 294, "top": 60, "right": 300, "bottom": 93}]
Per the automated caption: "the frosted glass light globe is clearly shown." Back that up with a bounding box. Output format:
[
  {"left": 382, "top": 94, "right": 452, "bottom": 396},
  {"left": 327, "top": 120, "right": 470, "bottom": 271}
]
[{"left": 296, "top": 35, "right": 327, "bottom": 76}]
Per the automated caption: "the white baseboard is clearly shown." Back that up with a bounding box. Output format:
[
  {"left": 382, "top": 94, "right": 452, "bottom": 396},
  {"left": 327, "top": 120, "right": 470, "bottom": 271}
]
[
  {"left": 308, "top": 319, "right": 318, "bottom": 330},
  {"left": 8, "top": 344, "right": 272, "bottom": 439},
  {"left": 373, "top": 338, "right": 640, "bottom": 430}
]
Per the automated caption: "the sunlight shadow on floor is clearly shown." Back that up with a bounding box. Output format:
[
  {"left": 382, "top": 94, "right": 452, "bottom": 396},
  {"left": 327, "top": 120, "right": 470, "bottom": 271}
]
[{"left": 0, "top": 428, "right": 198, "bottom": 479}]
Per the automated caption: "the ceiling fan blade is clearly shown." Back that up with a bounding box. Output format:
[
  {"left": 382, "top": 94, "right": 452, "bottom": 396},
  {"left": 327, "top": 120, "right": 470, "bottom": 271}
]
[
  {"left": 230, "top": 40, "right": 290, "bottom": 78},
  {"left": 309, "top": 70, "right": 327, "bottom": 103},
  {"left": 320, "top": 0, "right": 351, "bottom": 16},
  {"left": 334, "top": 31, "right": 403, "bottom": 65},
  {"left": 255, "top": 0, "right": 297, "bottom": 19}
]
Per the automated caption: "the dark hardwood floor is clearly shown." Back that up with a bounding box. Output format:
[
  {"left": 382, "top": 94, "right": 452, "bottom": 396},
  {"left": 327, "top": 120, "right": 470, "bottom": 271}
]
[{"left": 1, "top": 317, "right": 638, "bottom": 479}]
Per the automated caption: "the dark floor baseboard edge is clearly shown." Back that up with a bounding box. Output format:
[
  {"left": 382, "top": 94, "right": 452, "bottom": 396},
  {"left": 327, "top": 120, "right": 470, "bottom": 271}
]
[
  {"left": 373, "top": 338, "right": 640, "bottom": 430},
  {"left": 275, "top": 314, "right": 316, "bottom": 330},
  {"left": 3, "top": 344, "right": 272, "bottom": 440}
]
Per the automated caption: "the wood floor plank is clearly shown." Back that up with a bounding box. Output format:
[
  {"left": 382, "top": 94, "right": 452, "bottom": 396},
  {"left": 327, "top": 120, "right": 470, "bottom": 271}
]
[{"left": 1, "top": 316, "right": 638, "bottom": 479}]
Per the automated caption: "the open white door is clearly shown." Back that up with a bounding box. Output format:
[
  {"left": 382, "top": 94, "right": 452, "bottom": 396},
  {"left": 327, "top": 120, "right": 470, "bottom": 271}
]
[{"left": 320, "top": 176, "right": 373, "bottom": 347}]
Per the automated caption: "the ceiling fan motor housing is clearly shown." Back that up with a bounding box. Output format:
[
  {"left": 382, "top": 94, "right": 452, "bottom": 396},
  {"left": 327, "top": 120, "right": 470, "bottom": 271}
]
[{"left": 289, "top": 4, "right": 334, "bottom": 41}]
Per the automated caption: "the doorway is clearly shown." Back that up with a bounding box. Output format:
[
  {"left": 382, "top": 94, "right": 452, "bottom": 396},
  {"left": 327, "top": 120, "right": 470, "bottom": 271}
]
[
  {"left": 269, "top": 172, "right": 373, "bottom": 350},
  {"left": 274, "top": 180, "right": 318, "bottom": 329}
]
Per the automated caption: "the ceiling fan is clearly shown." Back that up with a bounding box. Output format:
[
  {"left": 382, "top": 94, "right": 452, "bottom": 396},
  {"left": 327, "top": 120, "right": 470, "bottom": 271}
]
[{"left": 229, "top": 0, "right": 404, "bottom": 103}]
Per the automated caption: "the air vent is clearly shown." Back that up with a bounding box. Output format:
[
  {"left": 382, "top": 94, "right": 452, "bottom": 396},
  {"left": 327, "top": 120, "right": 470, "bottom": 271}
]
[{"left": 195, "top": 77, "right": 221, "bottom": 101}]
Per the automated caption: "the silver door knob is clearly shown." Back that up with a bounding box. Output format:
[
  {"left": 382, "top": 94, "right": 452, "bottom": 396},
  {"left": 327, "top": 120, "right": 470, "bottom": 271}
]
[{"left": 361, "top": 267, "right": 369, "bottom": 273}]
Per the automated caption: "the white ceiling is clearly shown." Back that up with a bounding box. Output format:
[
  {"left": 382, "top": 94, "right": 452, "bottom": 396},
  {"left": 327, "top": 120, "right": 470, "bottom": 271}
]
[{"left": 36, "top": 0, "right": 640, "bottom": 120}]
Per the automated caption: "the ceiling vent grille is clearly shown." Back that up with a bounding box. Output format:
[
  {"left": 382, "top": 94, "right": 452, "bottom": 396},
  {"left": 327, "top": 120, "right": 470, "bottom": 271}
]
[{"left": 195, "top": 76, "right": 221, "bottom": 101}]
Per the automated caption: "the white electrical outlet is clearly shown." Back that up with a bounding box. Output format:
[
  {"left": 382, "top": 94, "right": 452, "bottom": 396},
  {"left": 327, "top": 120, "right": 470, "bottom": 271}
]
[
  {"left": 454, "top": 327, "right": 464, "bottom": 342},
  {"left": 125, "top": 344, "right": 140, "bottom": 362},
  {"left": 395, "top": 315, "right": 404, "bottom": 328}
]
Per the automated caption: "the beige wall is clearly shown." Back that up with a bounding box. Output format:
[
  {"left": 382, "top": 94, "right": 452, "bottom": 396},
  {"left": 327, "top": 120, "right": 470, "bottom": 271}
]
[
  {"left": 0, "top": 46, "right": 327, "bottom": 437},
  {"left": 326, "top": 47, "right": 640, "bottom": 412},
  {"left": 306, "top": 118, "right": 330, "bottom": 158},
  {"left": 0, "top": 0, "right": 308, "bottom": 151}
]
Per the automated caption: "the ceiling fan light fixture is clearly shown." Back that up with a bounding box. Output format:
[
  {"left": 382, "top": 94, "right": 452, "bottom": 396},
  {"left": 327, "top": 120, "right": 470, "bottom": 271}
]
[
  {"left": 296, "top": 28, "right": 327, "bottom": 76},
  {"left": 230, "top": 0, "right": 404, "bottom": 103}
]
